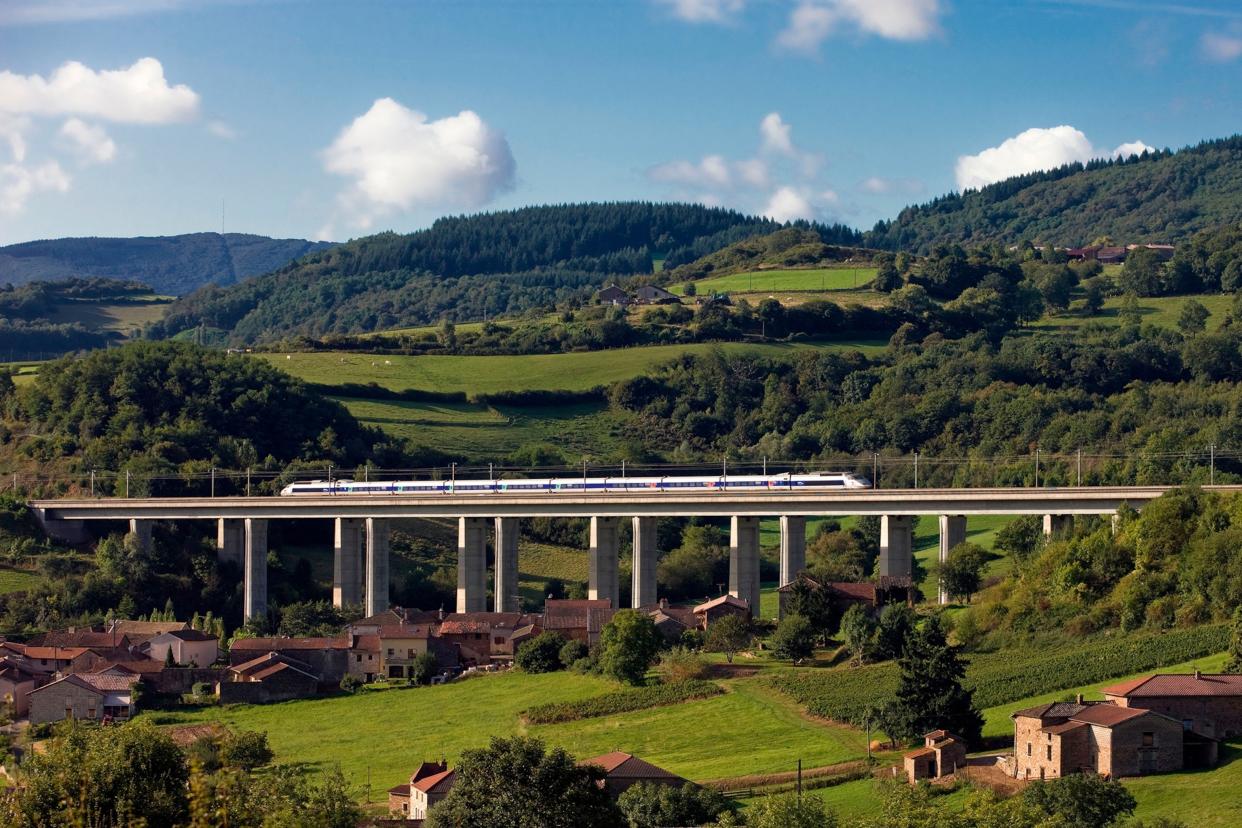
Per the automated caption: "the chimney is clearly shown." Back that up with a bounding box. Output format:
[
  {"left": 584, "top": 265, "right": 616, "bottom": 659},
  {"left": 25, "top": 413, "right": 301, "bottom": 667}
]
[
  {"left": 659, "top": 598, "right": 668, "bottom": 609},
  {"left": 1076, "top": 693, "right": 1084, "bottom": 704},
  {"left": 1195, "top": 668, "right": 1202, "bottom": 680},
  {"left": 437, "top": 606, "right": 445, "bottom": 622}
]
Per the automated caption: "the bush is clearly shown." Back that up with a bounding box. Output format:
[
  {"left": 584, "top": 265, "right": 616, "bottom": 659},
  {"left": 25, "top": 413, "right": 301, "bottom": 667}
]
[
  {"left": 340, "top": 674, "right": 363, "bottom": 694},
  {"left": 559, "top": 639, "right": 589, "bottom": 669},
  {"left": 618, "top": 781, "right": 733, "bottom": 828},
  {"left": 516, "top": 631, "right": 566, "bottom": 674},
  {"left": 409, "top": 652, "right": 440, "bottom": 685},
  {"left": 655, "top": 646, "right": 709, "bottom": 683},
  {"left": 523, "top": 680, "right": 723, "bottom": 724},
  {"left": 771, "top": 614, "right": 817, "bottom": 661},
  {"left": 220, "top": 730, "right": 274, "bottom": 771},
  {"left": 599, "top": 610, "right": 663, "bottom": 685}
]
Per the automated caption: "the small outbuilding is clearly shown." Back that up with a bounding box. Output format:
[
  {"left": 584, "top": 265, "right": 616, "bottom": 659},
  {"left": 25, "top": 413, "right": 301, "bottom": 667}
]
[{"left": 904, "top": 730, "right": 967, "bottom": 784}]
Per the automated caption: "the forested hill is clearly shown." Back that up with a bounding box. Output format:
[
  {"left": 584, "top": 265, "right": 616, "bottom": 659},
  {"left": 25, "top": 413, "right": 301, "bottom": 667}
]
[
  {"left": 0, "top": 233, "right": 335, "bottom": 297},
  {"left": 150, "top": 203, "right": 860, "bottom": 344},
  {"left": 865, "top": 135, "right": 1242, "bottom": 252}
]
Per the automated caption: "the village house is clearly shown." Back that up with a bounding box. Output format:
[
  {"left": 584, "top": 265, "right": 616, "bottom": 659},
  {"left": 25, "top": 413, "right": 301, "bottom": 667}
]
[
  {"left": 1102, "top": 672, "right": 1242, "bottom": 740},
  {"left": 542, "top": 600, "right": 616, "bottom": 647},
  {"left": 106, "top": 618, "right": 190, "bottom": 646},
  {"left": 692, "top": 594, "right": 750, "bottom": 627},
  {"left": 437, "top": 612, "right": 536, "bottom": 665},
  {"left": 389, "top": 760, "right": 453, "bottom": 820},
  {"left": 1010, "top": 699, "right": 1190, "bottom": 780},
  {"left": 578, "top": 751, "right": 688, "bottom": 797},
  {"left": 222, "top": 652, "right": 321, "bottom": 703},
  {"left": 904, "top": 730, "right": 968, "bottom": 784},
  {"left": 634, "top": 284, "right": 679, "bottom": 304},
  {"left": 645, "top": 599, "right": 696, "bottom": 643},
  {"left": 145, "top": 629, "right": 220, "bottom": 667},
  {"left": 228, "top": 636, "right": 350, "bottom": 685},
  {"left": 596, "top": 284, "right": 632, "bottom": 306},
  {"left": 0, "top": 660, "right": 39, "bottom": 717},
  {"left": 28, "top": 672, "right": 136, "bottom": 725},
  {"left": 776, "top": 573, "right": 915, "bottom": 620}
]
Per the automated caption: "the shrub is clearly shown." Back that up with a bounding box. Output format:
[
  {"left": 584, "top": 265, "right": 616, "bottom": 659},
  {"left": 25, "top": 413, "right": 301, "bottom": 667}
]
[
  {"left": 559, "top": 639, "right": 589, "bottom": 669},
  {"left": 523, "top": 680, "right": 722, "bottom": 724},
  {"left": 220, "top": 730, "right": 274, "bottom": 771},
  {"left": 771, "top": 614, "right": 817, "bottom": 661},
  {"left": 516, "top": 632, "right": 566, "bottom": 674},
  {"left": 598, "top": 611, "right": 663, "bottom": 685},
  {"left": 339, "top": 674, "right": 363, "bottom": 694},
  {"left": 618, "top": 781, "right": 733, "bottom": 827},
  {"left": 655, "top": 646, "right": 709, "bottom": 683},
  {"left": 409, "top": 652, "right": 440, "bottom": 686}
]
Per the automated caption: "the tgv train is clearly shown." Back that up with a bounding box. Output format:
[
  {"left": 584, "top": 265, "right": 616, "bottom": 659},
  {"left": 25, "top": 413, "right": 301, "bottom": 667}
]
[{"left": 279, "top": 472, "right": 871, "bottom": 496}]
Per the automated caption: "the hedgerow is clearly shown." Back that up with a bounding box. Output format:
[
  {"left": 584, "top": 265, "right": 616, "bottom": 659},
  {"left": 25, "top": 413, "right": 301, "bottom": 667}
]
[
  {"left": 770, "top": 624, "right": 1229, "bottom": 725},
  {"left": 522, "top": 679, "right": 723, "bottom": 724}
]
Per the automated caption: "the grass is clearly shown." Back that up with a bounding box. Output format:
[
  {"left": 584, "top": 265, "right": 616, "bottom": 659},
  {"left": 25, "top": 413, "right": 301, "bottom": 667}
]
[
  {"left": 1031, "top": 292, "right": 1234, "bottom": 333},
  {"left": 335, "top": 397, "right": 626, "bottom": 461},
  {"left": 673, "top": 268, "right": 878, "bottom": 295},
  {"left": 44, "top": 298, "right": 172, "bottom": 335},
  {"left": 0, "top": 565, "right": 42, "bottom": 594},
  {"left": 1126, "top": 741, "right": 1242, "bottom": 826},
  {"left": 263, "top": 341, "right": 885, "bottom": 396}
]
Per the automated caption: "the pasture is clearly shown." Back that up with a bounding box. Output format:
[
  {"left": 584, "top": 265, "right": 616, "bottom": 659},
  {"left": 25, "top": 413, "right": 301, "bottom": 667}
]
[
  {"left": 1031, "top": 292, "right": 1233, "bottom": 332},
  {"left": 673, "top": 267, "right": 877, "bottom": 295}
]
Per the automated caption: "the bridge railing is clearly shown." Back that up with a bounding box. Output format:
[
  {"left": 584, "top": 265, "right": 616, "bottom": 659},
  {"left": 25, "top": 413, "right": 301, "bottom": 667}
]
[{"left": 4, "top": 447, "right": 1238, "bottom": 499}]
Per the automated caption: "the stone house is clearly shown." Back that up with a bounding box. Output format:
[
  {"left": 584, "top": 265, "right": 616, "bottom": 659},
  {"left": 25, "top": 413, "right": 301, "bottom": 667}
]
[
  {"left": 221, "top": 652, "right": 320, "bottom": 703},
  {"left": 146, "top": 629, "right": 219, "bottom": 667},
  {"left": 777, "top": 573, "right": 915, "bottom": 621},
  {"left": 228, "top": 637, "right": 350, "bottom": 685},
  {"left": 389, "top": 760, "right": 451, "bottom": 819},
  {"left": 106, "top": 619, "right": 190, "bottom": 646},
  {"left": 28, "top": 672, "right": 135, "bottom": 725},
  {"left": 408, "top": 766, "right": 455, "bottom": 819},
  {"left": 578, "top": 751, "right": 687, "bottom": 797},
  {"left": 1102, "top": 672, "right": 1242, "bottom": 741},
  {"left": 542, "top": 601, "right": 616, "bottom": 647},
  {"left": 692, "top": 594, "right": 750, "bottom": 627},
  {"left": 1011, "top": 700, "right": 1185, "bottom": 780},
  {"left": 437, "top": 612, "right": 535, "bottom": 664},
  {"left": 904, "top": 730, "right": 967, "bottom": 783},
  {"left": 0, "top": 661, "right": 39, "bottom": 717}
]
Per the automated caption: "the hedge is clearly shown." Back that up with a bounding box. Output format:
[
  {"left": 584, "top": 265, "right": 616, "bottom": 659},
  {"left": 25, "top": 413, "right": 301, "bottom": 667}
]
[
  {"left": 307, "top": 381, "right": 468, "bottom": 404},
  {"left": 522, "top": 679, "right": 723, "bottom": 724},
  {"left": 771, "top": 624, "right": 1229, "bottom": 726}
]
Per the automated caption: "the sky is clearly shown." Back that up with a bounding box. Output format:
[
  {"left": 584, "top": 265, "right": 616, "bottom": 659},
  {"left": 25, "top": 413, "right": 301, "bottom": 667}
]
[{"left": 0, "top": 0, "right": 1240, "bottom": 246}]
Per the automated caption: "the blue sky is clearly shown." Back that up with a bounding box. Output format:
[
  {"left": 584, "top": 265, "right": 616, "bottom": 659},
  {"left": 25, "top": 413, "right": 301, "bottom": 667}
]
[{"left": 0, "top": 0, "right": 1240, "bottom": 245}]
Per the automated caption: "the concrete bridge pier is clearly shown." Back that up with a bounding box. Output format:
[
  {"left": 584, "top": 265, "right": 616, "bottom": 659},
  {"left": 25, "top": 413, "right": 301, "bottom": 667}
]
[
  {"left": 494, "top": 518, "right": 520, "bottom": 613},
  {"left": 243, "top": 518, "right": 268, "bottom": 622},
  {"left": 128, "top": 518, "right": 152, "bottom": 555},
  {"left": 589, "top": 516, "right": 620, "bottom": 608},
  {"left": 730, "top": 516, "right": 760, "bottom": 618},
  {"left": 777, "top": 516, "right": 806, "bottom": 619},
  {"left": 879, "top": 515, "right": 913, "bottom": 578},
  {"left": 632, "top": 517, "right": 658, "bottom": 609},
  {"left": 333, "top": 518, "right": 364, "bottom": 609},
  {"left": 365, "top": 518, "right": 390, "bottom": 616},
  {"left": 216, "top": 518, "right": 244, "bottom": 567},
  {"left": 457, "top": 517, "right": 487, "bottom": 613},
  {"left": 938, "top": 515, "right": 967, "bottom": 604},
  {"left": 1043, "top": 513, "right": 1072, "bottom": 538}
]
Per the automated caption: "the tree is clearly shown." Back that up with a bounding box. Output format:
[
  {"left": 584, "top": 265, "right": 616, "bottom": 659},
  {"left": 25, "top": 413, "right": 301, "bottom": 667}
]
[
  {"left": 516, "top": 631, "right": 567, "bottom": 674},
  {"left": 1178, "top": 298, "right": 1210, "bottom": 335},
  {"left": 598, "top": 610, "right": 663, "bottom": 685},
  {"left": 781, "top": 577, "right": 836, "bottom": 640},
  {"left": 1120, "top": 246, "right": 1165, "bottom": 296},
  {"left": 938, "top": 542, "right": 990, "bottom": 603},
  {"left": 1021, "top": 773, "right": 1137, "bottom": 828},
  {"left": 889, "top": 615, "right": 983, "bottom": 745},
  {"left": 409, "top": 651, "right": 440, "bottom": 685},
  {"left": 426, "top": 736, "right": 624, "bottom": 828},
  {"left": 1118, "top": 291, "right": 1143, "bottom": 327},
  {"left": 770, "top": 614, "right": 816, "bottom": 661},
  {"left": 559, "top": 638, "right": 589, "bottom": 669},
  {"left": 278, "top": 600, "right": 347, "bottom": 637},
  {"left": 839, "top": 603, "right": 876, "bottom": 665},
  {"left": 872, "top": 603, "right": 917, "bottom": 660},
  {"left": 220, "top": 730, "right": 274, "bottom": 771},
  {"left": 743, "top": 793, "right": 836, "bottom": 828},
  {"left": 705, "top": 614, "right": 751, "bottom": 664},
  {"left": 874, "top": 258, "right": 903, "bottom": 292},
  {"left": 994, "top": 515, "right": 1043, "bottom": 571},
  {"left": 617, "top": 781, "right": 732, "bottom": 828},
  {"left": 1082, "top": 277, "right": 1106, "bottom": 315},
  {"left": 1225, "top": 606, "right": 1242, "bottom": 673}
]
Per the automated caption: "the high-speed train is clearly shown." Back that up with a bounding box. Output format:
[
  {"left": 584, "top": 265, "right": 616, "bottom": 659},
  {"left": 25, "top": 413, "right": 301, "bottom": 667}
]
[{"left": 279, "top": 472, "right": 871, "bottom": 496}]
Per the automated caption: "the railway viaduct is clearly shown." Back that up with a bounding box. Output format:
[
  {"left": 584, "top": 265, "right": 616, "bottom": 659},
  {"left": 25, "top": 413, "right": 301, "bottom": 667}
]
[{"left": 30, "top": 486, "right": 1235, "bottom": 621}]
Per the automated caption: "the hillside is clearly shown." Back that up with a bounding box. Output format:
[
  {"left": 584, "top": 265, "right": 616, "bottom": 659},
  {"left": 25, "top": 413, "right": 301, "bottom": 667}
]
[
  {"left": 865, "top": 135, "right": 1242, "bottom": 251},
  {"left": 149, "top": 203, "right": 862, "bottom": 344},
  {"left": 0, "top": 232, "right": 334, "bottom": 297},
  {"left": 663, "top": 226, "right": 879, "bottom": 283}
]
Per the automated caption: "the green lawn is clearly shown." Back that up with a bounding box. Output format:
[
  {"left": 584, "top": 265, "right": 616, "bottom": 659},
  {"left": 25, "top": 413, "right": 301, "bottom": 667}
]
[
  {"left": 335, "top": 397, "right": 626, "bottom": 461},
  {"left": 264, "top": 341, "right": 885, "bottom": 396},
  {"left": 1126, "top": 741, "right": 1242, "bottom": 826},
  {"left": 673, "top": 268, "right": 878, "bottom": 295},
  {"left": 44, "top": 298, "right": 172, "bottom": 334},
  {"left": 1032, "top": 292, "right": 1234, "bottom": 333},
  {"left": 0, "top": 566, "right": 42, "bottom": 595}
]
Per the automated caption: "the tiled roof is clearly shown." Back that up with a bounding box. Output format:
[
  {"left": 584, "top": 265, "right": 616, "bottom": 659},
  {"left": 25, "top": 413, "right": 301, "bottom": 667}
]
[
  {"left": 22, "top": 646, "right": 90, "bottom": 660},
  {"left": 1071, "top": 704, "right": 1150, "bottom": 727},
  {"left": 542, "top": 607, "right": 615, "bottom": 633},
  {"left": 91, "top": 660, "right": 167, "bottom": 675},
  {"left": 351, "top": 634, "right": 381, "bottom": 652},
  {"left": 1101, "top": 674, "right": 1242, "bottom": 698},
  {"left": 411, "top": 769, "right": 455, "bottom": 794},
  {"left": 164, "top": 629, "right": 218, "bottom": 642},
  {"left": 410, "top": 761, "right": 449, "bottom": 783},
  {"left": 693, "top": 595, "right": 749, "bottom": 613},
  {"left": 1012, "top": 701, "right": 1087, "bottom": 720},
  {"left": 376, "top": 624, "right": 434, "bottom": 639},
  {"left": 828, "top": 582, "right": 877, "bottom": 601},
  {"left": 31, "top": 672, "right": 134, "bottom": 697},
  {"left": 905, "top": 747, "right": 935, "bottom": 758},
  {"left": 107, "top": 620, "right": 189, "bottom": 640},
  {"left": 230, "top": 636, "right": 348, "bottom": 651},
  {"left": 1043, "top": 721, "right": 1089, "bottom": 735},
  {"left": 438, "top": 621, "right": 493, "bottom": 635},
  {"left": 248, "top": 661, "right": 318, "bottom": 682},
  {"left": 231, "top": 651, "right": 317, "bottom": 679},
  {"left": 32, "top": 631, "right": 131, "bottom": 649},
  {"left": 579, "top": 752, "right": 686, "bottom": 782}
]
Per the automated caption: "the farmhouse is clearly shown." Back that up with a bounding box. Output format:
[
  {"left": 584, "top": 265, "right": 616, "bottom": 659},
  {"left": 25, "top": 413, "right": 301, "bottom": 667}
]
[
  {"left": 387, "top": 761, "right": 457, "bottom": 820},
  {"left": 228, "top": 636, "right": 350, "bottom": 684},
  {"left": 28, "top": 672, "right": 136, "bottom": 725},
  {"left": 0, "top": 661, "right": 39, "bottom": 717},
  {"left": 542, "top": 600, "right": 616, "bottom": 647},
  {"left": 692, "top": 594, "right": 750, "bottom": 627},
  {"left": 146, "top": 628, "right": 219, "bottom": 667},
  {"left": 579, "top": 751, "right": 688, "bottom": 797},
  {"left": 222, "top": 652, "right": 321, "bottom": 703},
  {"left": 1102, "top": 671, "right": 1242, "bottom": 740},
  {"left": 634, "top": 284, "right": 679, "bottom": 304},
  {"left": 777, "top": 573, "right": 915, "bottom": 620},
  {"left": 596, "top": 284, "right": 632, "bottom": 306}
]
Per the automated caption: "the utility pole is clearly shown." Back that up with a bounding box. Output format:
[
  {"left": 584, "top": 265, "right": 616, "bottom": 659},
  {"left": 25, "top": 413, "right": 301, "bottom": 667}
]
[
  {"left": 125, "top": 470, "right": 130, "bottom": 498},
  {"left": 90, "top": 470, "right": 95, "bottom": 497},
  {"left": 246, "top": 468, "right": 251, "bottom": 497},
  {"left": 1210, "top": 444, "right": 1216, "bottom": 485},
  {"left": 211, "top": 467, "right": 216, "bottom": 498},
  {"left": 914, "top": 451, "right": 919, "bottom": 489},
  {"left": 872, "top": 453, "right": 878, "bottom": 489},
  {"left": 797, "top": 759, "right": 802, "bottom": 800},
  {"left": 1077, "top": 449, "right": 1082, "bottom": 487},
  {"left": 1035, "top": 449, "right": 1040, "bottom": 488}
]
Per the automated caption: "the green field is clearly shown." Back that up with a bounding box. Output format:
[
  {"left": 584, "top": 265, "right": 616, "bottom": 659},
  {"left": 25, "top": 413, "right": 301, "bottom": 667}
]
[
  {"left": 44, "top": 298, "right": 172, "bottom": 335},
  {"left": 673, "top": 268, "right": 878, "bottom": 295},
  {"left": 264, "top": 341, "right": 885, "bottom": 396},
  {"left": 335, "top": 397, "right": 625, "bottom": 460},
  {"left": 1032, "top": 292, "right": 1234, "bottom": 332},
  {"left": 0, "top": 566, "right": 42, "bottom": 595}
]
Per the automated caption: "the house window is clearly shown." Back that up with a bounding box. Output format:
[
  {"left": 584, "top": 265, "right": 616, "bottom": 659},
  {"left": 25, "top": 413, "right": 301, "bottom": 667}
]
[
  {"left": 387, "top": 648, "right": 393, "bottom": 657},
  {"left": 1182, "top": 719, "right": 1193, "bottom": 731},
  {"left": 1046, "top": 746, "right": 1052, "bottom": 760},
  {"left": 1142, "top": 732, "right": 1154, "bottom": 747},
  {"left": 88, "top": 707, "right": 96, "bottom": 718},
  {"left": 65, "top": 706, "right": 73, "bottom": 719},
  {"left": 1026, "top": 743, "right": 1032, "bottom": 756},
  {"left": 356, "top": 654, "right": 362, "bottom": 663}
]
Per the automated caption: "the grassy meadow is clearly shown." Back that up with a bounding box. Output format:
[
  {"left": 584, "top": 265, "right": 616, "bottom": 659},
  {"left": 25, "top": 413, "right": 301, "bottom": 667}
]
[
  {"left": 44, "top": 297, "right": 172, "bottom": 335},
  {"left": 672, "top": 267, "right": 878, "bottom": 295},
  {"left": 1031, "top": 292, "right": 1234, "bottom": 333}
]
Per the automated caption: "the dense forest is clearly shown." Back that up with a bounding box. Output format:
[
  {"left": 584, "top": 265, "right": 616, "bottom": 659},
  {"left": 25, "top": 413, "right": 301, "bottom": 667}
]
[
  {"left": 865, "top": 135, "right": 1242, "bottom": 252},
  {"left": 0, "top": 232, "right": 334, "bottom": 297},
  {"left": 149, "top": 204, "right": 861, "bottom": 343}
]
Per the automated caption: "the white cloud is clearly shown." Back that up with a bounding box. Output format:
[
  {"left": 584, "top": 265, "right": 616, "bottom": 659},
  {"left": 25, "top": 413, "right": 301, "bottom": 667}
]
[
  {"left": 207, "top": 120, "right": 237, "bottom": 140},
  {"left": 759, "top": 112, "right": 795, "bottom": 156},
  {"left": 777, "top": 0, "right": 941, "bottom": 54},
  {"left": 763, "top": 186, "right": 815, "bottom": 222},
  {"left": 1112, "top": 139, "right": 1154, "bottom": 158},
  {"left": 0, "top": 113, "right": 29, "bottom": 162},
  {"left": 1201, "top": 31, "right": 1242, "bottom": 62},
  {"left": 653, "top": 0, "right": 746, "bottom": 24},
  {"left": 649, "top": 154, "right": 737, "bottom": 189},
  {"left": 0, "top": 1, "right": 256, "bottom": 26},
  {"left": 322, "top": 97, "right": 516, "bottom": 230},
  {"left": 859, "top": 175, "right": 924, "bottom": 195},
  {"left": 58, "top": 118, "right": 116, "bottom": 164},
  {"left": 0, "top": 159, "right": 70, "bottom": 216},
  {"left": 955, "top": 126, "right": 1150, "bottom": 191},
  {"left": 0, "top": 57, "right": 199, "bottom": 123}
]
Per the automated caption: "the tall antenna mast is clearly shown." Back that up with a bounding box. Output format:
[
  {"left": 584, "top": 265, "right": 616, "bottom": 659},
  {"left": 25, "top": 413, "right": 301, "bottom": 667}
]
[{"left": 221, "top": 197, "right": 225, "bottom": 235}]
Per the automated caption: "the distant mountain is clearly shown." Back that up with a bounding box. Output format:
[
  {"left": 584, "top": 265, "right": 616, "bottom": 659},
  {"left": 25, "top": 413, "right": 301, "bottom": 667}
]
[
  {"left": 0, "top": 232, "right": 335, "bottom": 297},
  {"left": 150, "top": 202, "right": 863, "bottom": 343},
  {"left": 865, "top": 135, "right": 1242, "bottom": 252}
]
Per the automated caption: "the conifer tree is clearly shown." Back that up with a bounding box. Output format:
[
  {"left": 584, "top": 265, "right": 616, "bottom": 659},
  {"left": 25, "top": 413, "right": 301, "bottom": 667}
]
[{"left": 889, "top": 615, "right": 983, "bottom": 745}]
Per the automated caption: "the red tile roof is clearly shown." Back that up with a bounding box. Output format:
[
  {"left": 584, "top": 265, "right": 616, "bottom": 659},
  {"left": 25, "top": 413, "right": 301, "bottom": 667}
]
[
  {"left": 579, "top": 752, "right": 686, "bottom": 783},
  {"left": 411, "top": 768, "right": 455, "bottom": 794},
  {"left": 23, "top": 646, "right": 90, "bottom": 660},
  {"left": 1071, "top": 704, "right": 1152, "bottom": 727},
  {"left": 230, "top": 651, "right": 318, "bottom": 681},
  {"left": 230, "top": 637, "right": 348, "bottom": 651},
  {"left": 162, "top": 629, "right": 218, "bottom": 642},
  {"left": 693, "top": 595, "right": 749, "bottom": 613},
  {"left": 1101, "top": 674, "right": 1242, "bottom": 698},
  {"left": 828, "top": 582, "right": 877, "bottom": 601},
  {"left": 32, "top": 631, "right": 131, "bottom": 649},
  {"left": 1043, "top": 721, "right": 1089, "bottom": 735}
]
